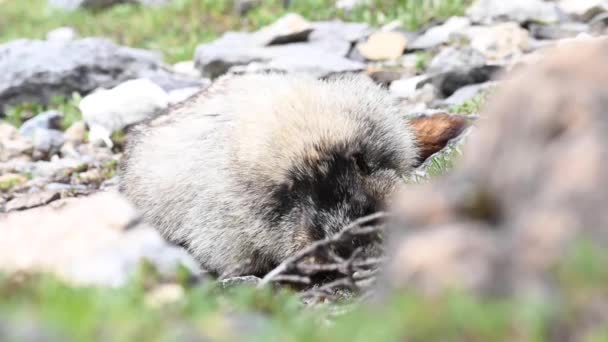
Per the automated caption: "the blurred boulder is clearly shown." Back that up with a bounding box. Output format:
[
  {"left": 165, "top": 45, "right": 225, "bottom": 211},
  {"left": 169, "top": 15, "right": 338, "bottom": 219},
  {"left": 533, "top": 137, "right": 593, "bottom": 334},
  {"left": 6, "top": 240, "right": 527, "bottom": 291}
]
[
  {"left": 0, "top": 191, "right": 201, "bottom": 287},
  {"left": 386, "top": 40, "right": 608, "bottom": 299},
  {"left": 0, "top": 38, "right": 202, "bottom": 112}
]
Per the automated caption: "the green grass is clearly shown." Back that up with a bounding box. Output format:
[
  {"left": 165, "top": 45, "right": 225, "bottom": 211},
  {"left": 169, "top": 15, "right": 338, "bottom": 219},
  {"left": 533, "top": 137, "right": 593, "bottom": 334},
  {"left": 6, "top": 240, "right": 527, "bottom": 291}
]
[
  {"left": 0, "top": 174, "right": 26, "bottom": 192},
  {"left": 3, "top": 238, "right": 606, "bottom": 342},
  {"left": 450, "top": 88, "right": 493, "bottom": 115},
  {"left": 3, "top": 93, "right": 83, "bottom": 130},
  {"left": 0, "top": 0, "right": 471, "bottom": 64}
]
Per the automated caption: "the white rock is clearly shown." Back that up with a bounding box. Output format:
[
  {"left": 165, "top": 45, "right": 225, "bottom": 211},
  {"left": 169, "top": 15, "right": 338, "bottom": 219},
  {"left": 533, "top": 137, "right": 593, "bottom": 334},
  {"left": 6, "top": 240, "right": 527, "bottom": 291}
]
[
  {"left": 168, "top": 87, "right": 201, "bottom": 105},
  {"left": 172, "top": 60, "right": 202, "bottom": 78},
  {"left": 467, "top": 0, "right": 562, "bottom": 24},
  {"left": 80, "top": 78, "right": 169, "bottom": 147},
  {"left": 46, "top": 27, "right": 78, "bottom": 42},
  {"left": 389, "top": 75, "right": 432, "bottom": 99}
]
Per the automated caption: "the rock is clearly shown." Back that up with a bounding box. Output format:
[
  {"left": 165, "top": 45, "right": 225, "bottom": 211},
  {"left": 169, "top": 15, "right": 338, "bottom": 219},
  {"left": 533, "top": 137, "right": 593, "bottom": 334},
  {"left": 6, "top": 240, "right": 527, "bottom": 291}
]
[
  {"left": 19, "top": 110, "right": 63, "bottom": 138},
  {"left": 0, "top": 123, "right": 33, "bottom": 162},
  {"left": 559, "top": 0, "right": 608, "bottom": 20},
  {"left": 466, "top": 0, "right": 562, "bottom": 24},
  {"left": 464, "top": 22, "right": 530, "bottom": 61},
  {"left": 252, "top": 13, "right": 313, "bottom": 46},
  {"left": 368, "top": 70, "right": 403, "bottom": 87},
  {"left": 428, "top": 46, "right": 487, "bottom": 73},
  {"left": 388, "top": 75, "right": 432, "bottom": 99},
  {"left": 356, "top": 31, "right": 408, "bottom": 61},
  {"left": 46, "top": 27, "right": 78, "bottom": 42},
  {"left": 227, "top": 44, "right": 365, "bottom": 78},
  {"left": 409, "top": 17, "right": 471, "bottom": 50},
  {"left": 4, "top": 191, "right": 60, "bottom": 212},
  {"left": 79, "top": 78, "right": 169, "bottom": 147},
  {"left": 63, "top": 121, "right": 87, "bottom": 144},
  {"left": 431, "top": 65, "right": 501, "bottom": 98},
  {"left": 0, "top": 38, "right": 200, "bottom": 111},
  {"left": 528, "top": 23, "right": 590, "bottom": 40},
  {"left": 310, "top": 20, "right": 371, "bottom": 43},
  {"left": 194, "top": 32, "right": 267, "bottom": 79},
  {"left": 220, "top": 276, "right": 262, "bottom": 288},
  {"left": 172, "top": 60, "right": 202, "bottom": 78},
  {"left": 31, "top": 128, "right": 65, "bottom": 157},
  {"left": 168, "top": 87, "right": 201, "bottom": 105},
  {"left": 441, "top": 82, "right": 495, "bottom": 107},
  {"left": 0, "top": 191, "right": 201, "bottom": 287},
  {"left": 387, "top": 40, "right": 608, "bottom": 299}
]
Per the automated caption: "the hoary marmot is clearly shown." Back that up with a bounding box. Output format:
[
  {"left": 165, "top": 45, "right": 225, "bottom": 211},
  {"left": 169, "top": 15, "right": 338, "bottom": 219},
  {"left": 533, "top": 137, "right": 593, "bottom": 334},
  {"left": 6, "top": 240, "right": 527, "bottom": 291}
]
[{"left": 120, "top": 73, "right": 426, "bottom": 277}]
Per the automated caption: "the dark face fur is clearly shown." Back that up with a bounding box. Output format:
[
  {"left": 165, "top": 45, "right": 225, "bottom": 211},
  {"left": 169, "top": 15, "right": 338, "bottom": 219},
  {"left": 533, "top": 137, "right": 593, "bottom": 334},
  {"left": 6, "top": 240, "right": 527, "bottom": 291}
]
[{"left": 266, "top": 140, "right": 403, "bottom": 257}]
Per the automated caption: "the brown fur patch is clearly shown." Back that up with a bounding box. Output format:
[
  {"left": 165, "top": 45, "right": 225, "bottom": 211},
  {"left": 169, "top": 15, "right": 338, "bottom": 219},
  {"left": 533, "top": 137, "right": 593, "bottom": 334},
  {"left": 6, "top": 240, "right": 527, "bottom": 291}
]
[{"left": 409, "top": 113, "right": 469, "bottom": 165}]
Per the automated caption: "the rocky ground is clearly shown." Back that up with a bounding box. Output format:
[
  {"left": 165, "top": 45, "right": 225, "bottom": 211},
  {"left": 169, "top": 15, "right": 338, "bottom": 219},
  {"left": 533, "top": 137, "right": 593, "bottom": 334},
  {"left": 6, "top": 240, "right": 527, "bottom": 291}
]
[{"left": 2, "top": 0, "right": 608, "bottom": 340}]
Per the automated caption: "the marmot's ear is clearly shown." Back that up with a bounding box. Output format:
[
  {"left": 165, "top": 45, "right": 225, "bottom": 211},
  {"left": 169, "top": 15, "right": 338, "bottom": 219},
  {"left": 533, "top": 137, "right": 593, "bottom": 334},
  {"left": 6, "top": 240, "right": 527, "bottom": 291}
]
[{"left": 409, "top": 113, "right": 470, "bottom": 166}]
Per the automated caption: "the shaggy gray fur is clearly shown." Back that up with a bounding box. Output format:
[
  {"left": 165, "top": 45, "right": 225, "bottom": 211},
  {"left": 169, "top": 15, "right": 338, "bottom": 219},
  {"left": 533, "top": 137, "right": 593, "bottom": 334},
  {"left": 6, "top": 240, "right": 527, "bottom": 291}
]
[{"left": 119, "top": 73, "right": 419, "bottom": 276}]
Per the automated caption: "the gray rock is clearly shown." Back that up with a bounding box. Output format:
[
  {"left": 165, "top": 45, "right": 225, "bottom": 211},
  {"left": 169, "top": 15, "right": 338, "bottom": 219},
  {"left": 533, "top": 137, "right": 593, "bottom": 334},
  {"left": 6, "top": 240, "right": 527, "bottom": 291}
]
[
  {"left": 441, "top": 82, "right": 495, "bottom": 107},
  {"left": 194, "top": 32, "right": 269, "bottom": 79},
  {"left": 428, "top": 46, "right": 487, "bottom": 73},
  {"left": 220, "top": 276, "right": 262, "bottom": 288},
  {"left": 409, "top": 17, "right": 471, "bottom": 50},
  {"left": 310, "top": 20, "right": 371, "bottom": 43},
  {"left": 168, "top": 86, "right": 202, "bottom": 105},
  {"left": 252, "top": 13, "right": 313, "bottom": 46},
  {"left": 228, "top": 44, "right": 365, "bottom": 78},
  {"left": 529, "top": 23, "right": 590, "bottom": 40},
  {"left": 19, "top": 110, "right": 63, "bottom": 138},
  {"left": 466, "top": 0, "right": 562, "bottom": 24},
  {"left": 0, "top": 38, "right": 201, "bottom": 111},
  {"left": 31, "top": 128, "right": 65, "bottom": 155},
  {"left": 5, "top": 191, "right": 61, "bottom": 212},
  {"left": 196, "top": 33, "right": 365, "bottom": 79},
  {"left": 431, "top": 65, "right": 502, "bottom": 98},
  {"left": 46, "top": 27, "right": 78, "bottom": 42}
]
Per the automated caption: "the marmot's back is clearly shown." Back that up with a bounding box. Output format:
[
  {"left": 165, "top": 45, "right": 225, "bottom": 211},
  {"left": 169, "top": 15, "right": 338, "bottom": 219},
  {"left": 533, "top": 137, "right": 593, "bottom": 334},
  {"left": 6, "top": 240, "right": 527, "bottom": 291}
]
[{"left": 120, "top": 73, "right": 418, "bottom": 276}]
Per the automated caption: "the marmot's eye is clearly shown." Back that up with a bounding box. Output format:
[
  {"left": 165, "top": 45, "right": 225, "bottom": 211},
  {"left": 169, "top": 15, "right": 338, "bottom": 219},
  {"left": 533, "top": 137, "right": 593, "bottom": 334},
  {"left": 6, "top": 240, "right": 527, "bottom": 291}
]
[{"left": 352, "top": 153, "right": 371, "bottom": 175}]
